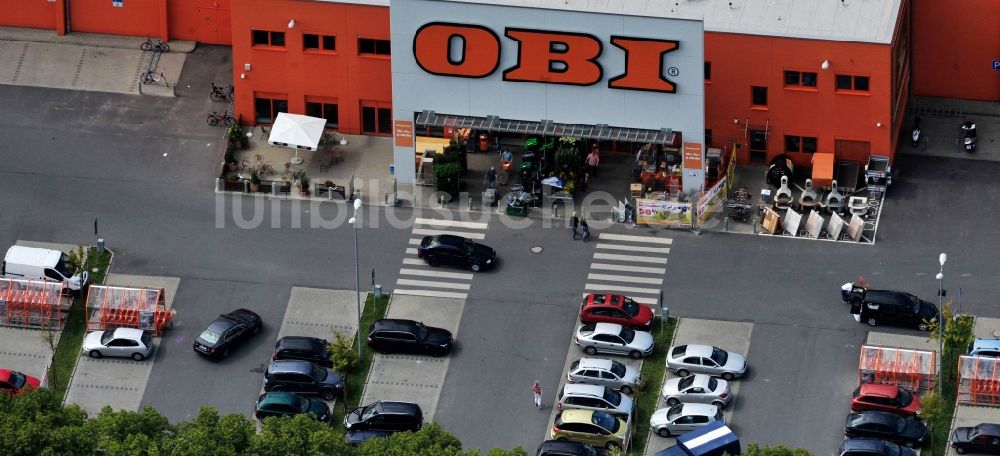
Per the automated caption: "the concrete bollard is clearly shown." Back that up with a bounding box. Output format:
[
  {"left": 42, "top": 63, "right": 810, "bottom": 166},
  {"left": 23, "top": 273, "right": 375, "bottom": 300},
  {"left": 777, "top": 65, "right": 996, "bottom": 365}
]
[{"left": 216, "top": 178, "right": 223, "bottom": 192}]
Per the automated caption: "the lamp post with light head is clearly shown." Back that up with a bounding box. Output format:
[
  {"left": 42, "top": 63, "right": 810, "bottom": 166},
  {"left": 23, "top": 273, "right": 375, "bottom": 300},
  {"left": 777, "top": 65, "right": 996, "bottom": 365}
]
[{"left": 349, "top": 198, "right": 363, "bottom": 361}]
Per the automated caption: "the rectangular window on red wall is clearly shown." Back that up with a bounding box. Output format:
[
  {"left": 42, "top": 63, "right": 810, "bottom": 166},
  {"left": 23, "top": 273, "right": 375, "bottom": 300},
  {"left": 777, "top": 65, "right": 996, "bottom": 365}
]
[
  {"left": 306, "top": 99, "right": 339, "bottom": 128},
  {"left": 784, "top": 70, "right": 817, "bottom": 88},
  {"left": 784, "top": 135, "right": 818, "bottom": 153},
  {"left": 255, "top": 95, "right": 288, "bottom": 124},
  {"left": 836, "top": 74, "right": 870, "bottom": 93},
  {"left": 360, "top": 103, "right": 392, "bottom": 135},
  {"left": 252, "top": 30, "right": 285, "bottom": 48},
  {"left": 751, "top": 86, "right": 768, "bottom": 107},
  {"left": 304, "top": 34, "right": 336, "bottom": 52},
  {"left": 358, "top": 38, "right": 391, "bottom": 56}
]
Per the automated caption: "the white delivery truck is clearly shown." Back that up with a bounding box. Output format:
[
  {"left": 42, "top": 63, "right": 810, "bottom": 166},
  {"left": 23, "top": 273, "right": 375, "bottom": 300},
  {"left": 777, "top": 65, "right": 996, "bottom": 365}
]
[{"left": 2, "top": 246, "right": 89, "bottom": 293}]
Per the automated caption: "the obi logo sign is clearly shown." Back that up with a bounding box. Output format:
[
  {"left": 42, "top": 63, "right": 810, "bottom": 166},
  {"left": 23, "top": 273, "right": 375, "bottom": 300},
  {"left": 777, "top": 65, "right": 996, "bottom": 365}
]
[{"left": 412, "top": 22, "right": 680, "bottom": 93}]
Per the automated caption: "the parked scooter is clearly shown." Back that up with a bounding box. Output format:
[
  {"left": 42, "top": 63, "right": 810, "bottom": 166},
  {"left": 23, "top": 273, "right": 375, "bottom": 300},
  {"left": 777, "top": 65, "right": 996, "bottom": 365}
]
[
  {"left": 962, "top": 120, "right": 977, "bottom": 153},
  {"left": 911, "top": 117, "right": 921, "bottom": 148}
]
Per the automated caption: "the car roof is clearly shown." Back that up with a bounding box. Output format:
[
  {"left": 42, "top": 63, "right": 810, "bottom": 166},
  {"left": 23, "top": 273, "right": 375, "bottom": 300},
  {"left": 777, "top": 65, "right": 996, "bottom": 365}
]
[
  {"left": 593, "top": 322, "right": 624, "bottom": 334},
  {"left": 538, "top": 439, "right": 595, "bottom": 453},
  {"left": 268, "top": 359, "right": 314, "bottom": 374},
  {"left": 372, "top": 319, "right": 420, "bottom": 331},
  {"left": 675, "top": 344, "right": 714, "bottom": 358},
  {"left": 374, "top": 400, "right": 421, "bottom": 414},
  {"left": 859, "top": 383, "right": 900, "bottom": 397},
  {"left": 111, "top": 327, "right": 145, "bottom": 339},
  {"left": 864, "top": 290, "right": 915, "bottom": 306},
  {"left": 852, "top": 411, "right": 900, "bottom": 426},
  {"left": 842, "top": 438, "right": 888, "bottom": 452},
  {"left": 972, "top": 339, "right": 1000, "bottom": 352},
  {"left": 277, "top": 336, "right": 327, "bottom": 351},
  {"left": 563, "top": 384, "right": 607, "bottom": 397},
  {"left": 226, "top": 308, "right": 259, "bottom": 322},
  {"left": 679, "top": 403, "right": 719, "bottom": 416},
  {"left": 559, "top": 409, "right": 598, "bottom": 423},
  {"left": 975, "top": 423, "right": 1000, "bottom": 436},
  {"left": 684, "top": 374, "right": 712, "bottom": 388},
  {"left": 577, "top": 358, "right": 614, "bottom": 370},
  {"left": 4, "top": 246, "right": 63, "bottom": 266},
  {"left": 259, "top": 391, "right": 301, "bottom": 406},
  {"left": 428, "top": 234, "right": 469, "bottom": 246}
]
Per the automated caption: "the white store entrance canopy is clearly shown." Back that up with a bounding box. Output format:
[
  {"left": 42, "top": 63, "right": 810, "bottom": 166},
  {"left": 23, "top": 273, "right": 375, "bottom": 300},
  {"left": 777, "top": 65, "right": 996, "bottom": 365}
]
[{"left": 268, "top": 112, "right": 326, "bottom": 164}]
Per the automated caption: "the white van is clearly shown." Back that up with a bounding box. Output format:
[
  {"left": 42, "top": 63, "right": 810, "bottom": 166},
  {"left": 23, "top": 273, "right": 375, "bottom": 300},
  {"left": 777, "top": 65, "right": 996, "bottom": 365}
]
[{"left": 2, "top": 246, "right": 89, "bottom": 293}]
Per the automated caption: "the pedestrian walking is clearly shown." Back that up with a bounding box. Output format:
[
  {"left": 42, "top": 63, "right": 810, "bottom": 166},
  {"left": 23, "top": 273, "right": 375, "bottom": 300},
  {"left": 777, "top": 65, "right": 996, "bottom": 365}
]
[
  {"left": 486, "top": 166, "right": 497, "bottom": 189},
  {"left": 532, "top": 380, "right": 543, "bottom": 410},
  {"left": 571, "top": 212, "right": 580, "bottom": 240},
  {"left": 580, "top": 217, "right": 590, "bottom": 241},
  {"left": 586, "top": 148, "right": 600, "bottom": 177},
  {"left": 841, "top": 282, "right": 853, "bottom": 304}
]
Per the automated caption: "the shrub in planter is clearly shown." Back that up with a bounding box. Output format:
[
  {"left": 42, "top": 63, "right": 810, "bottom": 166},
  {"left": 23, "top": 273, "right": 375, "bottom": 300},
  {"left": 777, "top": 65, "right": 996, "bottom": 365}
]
[
  {"left": 249, "top": 170, "right": 261, "bottom": 192},
  {"left": 433, "top": 162, "right": 461, "bottom": 198},
  {"left": 226, "top": 124, "right": 248, "bottom": 149},
  {"left": 224, "top": 143, "right": 238, "bottom": 172},
  {"left": 298, "top": 174, "right": 310, "bottom": 195}
]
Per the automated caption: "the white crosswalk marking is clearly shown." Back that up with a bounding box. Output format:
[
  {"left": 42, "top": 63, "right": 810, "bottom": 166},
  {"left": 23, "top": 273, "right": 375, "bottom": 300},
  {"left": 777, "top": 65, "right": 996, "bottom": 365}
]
[
  {"left": 590, "top": 263, "right": 666, "bottom": 274},
  {"left": 586, "top": 273, "right": 663, "bottom": 285},
  {"left": 582, "top": 232, "right": 673, "bottom": 311},
  {"left": 584, "top": 283, "right": 662, "bottom": 295},
  {"left": 593, "top": 253, "right": 668, "bottom": 264},
  {"left": 595, "top": 243, "right": 670, "bottom": 254},
  {"left": 598, "top": 233, "right": 674, "bottom": 244},
  {"left": 394, "top": 217, "right": 490, "bottom": 299}
]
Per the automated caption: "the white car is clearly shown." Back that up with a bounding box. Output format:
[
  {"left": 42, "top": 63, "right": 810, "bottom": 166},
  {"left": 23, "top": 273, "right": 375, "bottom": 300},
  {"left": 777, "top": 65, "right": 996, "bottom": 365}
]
[
  {"left": 661, "top": 374, "right": 731, "bottom": 408},
  {"left": 82, "top": 328, "right": 155, "bottom": 361},
  {"left": 650, "top": 403, "right": 723, "bottom": 438},
  {"left": 666, "top": 344, "right": 748, "bottom": 380},
  {"left": 574, "top": 322, "right": 655, "bottom": 359},
  {"left": 556, "top": 383, "right": 635, "bottom": 417},
  {"left": 567, "top": 357, "right": 642, "bottom": 394}
]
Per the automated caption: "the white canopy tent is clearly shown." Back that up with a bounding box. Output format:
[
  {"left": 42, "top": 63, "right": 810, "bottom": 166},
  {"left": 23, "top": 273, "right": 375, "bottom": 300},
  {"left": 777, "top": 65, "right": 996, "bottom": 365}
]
[{"left": 268, "top": 112, "right": 326, "bottom": 164}]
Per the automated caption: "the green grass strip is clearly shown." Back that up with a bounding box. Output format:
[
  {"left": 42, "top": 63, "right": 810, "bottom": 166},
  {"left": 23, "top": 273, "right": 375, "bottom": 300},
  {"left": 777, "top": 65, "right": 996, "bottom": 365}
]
[
  {"left": 331, "top": 292, "right": 390, "bottom": 432},
  {"left": 630, "top": 317, "right": 677, "bottom": 456},
  {"left": 49, "top": 247, "right": 113, "bottom": 398},
  {"left": 929, "top": 346, "right": 959, "bottom": 456}
]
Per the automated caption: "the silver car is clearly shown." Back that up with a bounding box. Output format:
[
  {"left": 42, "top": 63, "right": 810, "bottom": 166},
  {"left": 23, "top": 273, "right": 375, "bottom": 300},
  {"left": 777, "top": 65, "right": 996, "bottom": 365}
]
[
  {"left": 661, "top": 373, "right": 731, "bottom": 408},
  {"left": 666, "top": 344, "right": 748, "bottom": 380},
  {"left": 567, "top": 357, "right": 641, "bottom": 394},
  {"left": 650, "top": 403, "right": 723, "bottom": 438},
  {"left": 82, "top": 327, "right": 155, "bottom": 361},
  {"left": 575, "top": 322, "right": 655, "bottom": 359},
  {"left": 556, "top": 383, "right": 635, "bottom": 417}
]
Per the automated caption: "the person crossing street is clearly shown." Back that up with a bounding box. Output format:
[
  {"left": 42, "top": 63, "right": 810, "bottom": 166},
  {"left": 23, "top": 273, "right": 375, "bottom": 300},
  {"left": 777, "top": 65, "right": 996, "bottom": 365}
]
[{"left": 532, "top": 381, "right": 543, "bottom": 410}]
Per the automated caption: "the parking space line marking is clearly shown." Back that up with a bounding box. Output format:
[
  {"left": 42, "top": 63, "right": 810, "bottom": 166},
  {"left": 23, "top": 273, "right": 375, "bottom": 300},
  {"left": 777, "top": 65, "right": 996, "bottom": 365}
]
[
  {"left": 596, "top": 243, "right": 670, "bottom": 254},
  {"left": 412, "top": 228, "right": 486, "bottom": 239},
  {"left": 396, "top": 279, "right": 471, "bottom": 290},
  {"left": 409, "top": 238, "right": 422, "bottom": 245},
  {"left": 393, "top": 289, "right": 468, "bottom": 299},
  {"left": 405, "top": 248, "right": 418, "bottom": 255},
  {"left": 399, "top": 268, "right": 474, "bottom": 280},
  {"left": 598, "top": 233, "right": 673, "bottom": 244},
  {"left": 402, "top": 258, "right": 425, "bottom": 265},
  {"left": 593, "top": 253, "right": 668, "bottom": 264},
  {"left": 590, "top": 263, "right": 666, "bottom": 274},
  {"left": 586, "top": 273, "right": 663, "bottom": 285},
  {"left": 414, "top": 218, "right": 489, "bottom": 230},
  {"left": 584, "top": 283, "right": 661, "bottom": 295}
]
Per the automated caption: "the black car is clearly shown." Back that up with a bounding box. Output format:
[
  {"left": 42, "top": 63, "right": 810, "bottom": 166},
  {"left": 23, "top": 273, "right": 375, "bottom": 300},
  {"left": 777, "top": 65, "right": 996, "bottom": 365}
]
[
  {"left": 193, "top": 308, "right": 263, "bottom": 359},
  {"left": 952, "top": 423, "right": 1000, "bottom": 454},
  {"left": 346, "top": 430, "right": 392, "bottom": 446},
  {"left": 537, "top": 439, "right": 608, "bottom": 456},
  {"left": 254, "top": 391, "right": 331, "bottom": 423},
  {"left": 850, "top": 289, "right": 939, "bottom": 330},
  {"left": 367, "top": 319, "right": 454, "bottom": 356},
  {"left": 417, "top": 234, "right": 497, "bottom": 272},
  {"left": 263, "top": 360, "right": 345, "bottom": 401},
  {"left": 839, "top": 438, "right": 917, "bottom": 456},
  {"left": 273, "top": 336, "right": 332, "bottom": 367},
  {"left": 845, "top": 411, "right": 928, "bottom": 447},
  {"left": 344, "top": 400, "right": 423, "bottom": 433}
]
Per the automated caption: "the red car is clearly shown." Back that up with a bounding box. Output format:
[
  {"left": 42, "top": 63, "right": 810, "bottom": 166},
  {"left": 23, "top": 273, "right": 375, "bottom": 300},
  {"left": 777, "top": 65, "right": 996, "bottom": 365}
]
[
  {"left": 851, "top": 384, "right": 923, "bottom": 416},
  {"left": 0, "top": 369, "right": 41, "bottom": 396},
  {"left": 579, "top": 294, "right": 654, "bottom": 329}
]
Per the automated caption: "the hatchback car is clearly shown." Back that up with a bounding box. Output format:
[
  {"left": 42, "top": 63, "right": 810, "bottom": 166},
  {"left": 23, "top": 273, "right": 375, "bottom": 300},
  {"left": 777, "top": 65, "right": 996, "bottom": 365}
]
[
  {"left": 952, "top": 423, "right": 1000, "bottom": 454},
  {"left": 850, "top": 289, "right": 939, "bottom": 330},
  {"left": 845, "top": 411, "right": 927, "bottom": 447},
  {"left": 344, "top": 400, "right": 423, "bottom": 433},
  {"left": 969, "top": 339, "right": 1000, "bottom": 358},
  {"left": 254, "top": 391, "right": 331, "bottom": 423},
  {"left": 417, "top": 234, "right": 497, "bottom": 272},
  {"left": 367, "top": 319, "right": 454, "bottom": 356},
  {"left": 82, "top": 327, "right": 155, "bottom": 361},
  {"left": 536, "top": 439, "right": 608, "bottom": 456},
  {"left": 263, "top": 360, "right": 345, "bottom": 401},
  {"left": 666, "top": 344, "right": 748, "bottom": 380},
  {"left": 575, "top": 322, "right": 654, "bottom": 359},
  {"left": 550, "top": 409, "right": 629, "bottom": 451},
  {"left": 579, "top": 294, "right": 654, "bottom": 329},
  {"left": 840, "top": 438, "right": 918, "bottom": 456},
  {"left": 556, "top": 384, "right": 634, "bottom": 416},
  {"left": 273, "top": 336, "right": 332, "bottom": 367},
  {"left": 662, "top": 373, "right": 731, "bottom": 408},
  {"left": 566, "top": 357, "right": 641, "bottom": 394},
  {"left": 193, "top": 308, "right": 263, "bottom": 359},
  {"left": 851, "top": 384, "right": 922, "bottom": 417},
  {"left": 650, "top": 403, "right": 723, "bottom": 438},
  {"left": 0, "top": 369, "right": 40, "bottom": 396}
]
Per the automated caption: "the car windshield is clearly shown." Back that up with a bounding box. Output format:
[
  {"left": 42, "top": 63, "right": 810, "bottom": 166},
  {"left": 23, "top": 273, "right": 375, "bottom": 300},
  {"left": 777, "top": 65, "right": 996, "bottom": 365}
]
[
  {"left": 883, "top": 442, "right": 901, "bottom": 456},
  {"left": 603, "top": 388, "right": 622, "bottom": 406},
  {"left": 622, "top": 299, "right": 638, "bottom": 316},
  {"left": 199, "top": 324, "right": 224, "bottom": 344},
  {"left": 360, "top": 404, "right": 378, "bottom": 421},
  {"left": 298, "top": 396, "right": 310, "bottom": 412},
  {"left": 896, "top": 388, "right": 912, "bottom": 407},
  {"left": 708, "top": 377, "right": 718, "bottom": 390},
  {"left": 666, "top": 404, "right": 684, "bottom": 421},
  {"left": 711, "top": 347, "right": 728, "bottom": 366},
  {"left": 618, "top": 327, "right": 635, "bottom": 343},
  {"left": 610, "top": 361, "right": 626, "bottom": 378},
  {"left": 310, "top": 364, "right": 327, "bottom": 381},
  {"left": 907, "top": 294, "right": 921, "bottom": 314},
  {"left": 55, "top": 254, "right": 74, "bottom": 278},
  {"left": 9, "top": 371, "right": 25, "bottom": 388},
  {"left": 463, "top": 239, "right": 475, "bottom": 255},
  {"left": 678, "top": 375, "right": 695, "bottom": 389},
  {"left": 592, "top": 412, "right": 618, "bottom": 432},
  {"left": 415, "top": 323, "right": 429, "bottom": 340},
  {"left": 100, "top": 331, "right": 114, "bottom": 346}
]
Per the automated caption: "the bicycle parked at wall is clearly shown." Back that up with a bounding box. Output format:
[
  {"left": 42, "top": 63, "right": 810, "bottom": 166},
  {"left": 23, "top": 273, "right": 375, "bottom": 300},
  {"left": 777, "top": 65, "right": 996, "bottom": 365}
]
[
  {"left": 141, "top": 69, "right": 168, "bottom": 85},
  {"left": 210, "top": 83, "right": 234, "bottom": 102},
  {"left": 140, "top": 38, "right": 169, "bottom": 53},
  {"left": 207, "top": 111, "right": 235, "bottom": 127}
]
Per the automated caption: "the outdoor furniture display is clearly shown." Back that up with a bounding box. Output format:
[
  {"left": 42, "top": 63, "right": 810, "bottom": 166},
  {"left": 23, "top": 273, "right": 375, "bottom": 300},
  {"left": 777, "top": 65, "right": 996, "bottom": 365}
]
[
  {"left": 858, "top": 345, "right": 937, "bottom": 394},
  {"left": 85, "top": 285, "right": 176, "bottom": 336},
  {"left": 823, "top": 181, "right": 846, "bottom": 213},
  {"left": 836, "top": 160, "right": 861, "bottom": 193},
  {"left": 798, "top": 178, "right": 820, "bottom": 210},
  {"left": 727, "top": 187, "right": 752, "bottom": 222},
  {"left": 268, "top": 112, "right": 326, "bottom": 165},
  {"left": 505, "top": 185, "right": 531, "bottom": 216},
  {"left": 865, "top": 155, "right": 893, "bottom": 194},
  {"left": 849, "top": 196, "right": 869, "bottom": 217},
  {"left": 774, "top": 176, "right": 793, "bottom": 210},
  {"left": 957, "top": 355, "right": 1000, "bottom": 406},
  {"left": 0, "top": 278, "right": 68, "bottom": 330},
  {"left": 811, "top": 152, "right": 835, "bottom": 189}
]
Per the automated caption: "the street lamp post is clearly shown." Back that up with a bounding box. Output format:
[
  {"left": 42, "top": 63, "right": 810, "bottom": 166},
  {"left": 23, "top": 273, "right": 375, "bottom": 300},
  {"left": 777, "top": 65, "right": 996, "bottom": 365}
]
[
  {"left": 349, "top": 198, "right": 364, "bottom": 361},
  {"left": 936, "top": 252, "right": 946, "bottom": 394}
]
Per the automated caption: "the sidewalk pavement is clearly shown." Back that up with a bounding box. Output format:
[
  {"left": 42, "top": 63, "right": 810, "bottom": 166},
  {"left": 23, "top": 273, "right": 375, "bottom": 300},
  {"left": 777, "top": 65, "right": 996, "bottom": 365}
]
[{"left": 0, "top": 26, "right": 197, "bottom": 53}]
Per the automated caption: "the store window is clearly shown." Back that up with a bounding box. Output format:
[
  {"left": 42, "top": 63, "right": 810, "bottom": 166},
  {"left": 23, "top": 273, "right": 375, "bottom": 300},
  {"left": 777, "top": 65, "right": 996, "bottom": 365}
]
[
  {"left": 306, "top": 100, "right": 339, "bottom": 128},
  {"left": 360, "top": 104, "right": 392, "bottom": 135},
  {"left": 304, "top": 34, "right": 336, "bottom": 52},
  {"left": 784, "top": 70, "right": 817, "bottom": 88},
  {"left": 704, "top": 62, "right": 711, "bottom": 81},
  {"left": 836, "top": 74, "right": 870, "bottom": 93},
  {"left": 254, "top": 96, "right": 288, "bottom": 123},
  {"left": 751, "top": 86, "right": 768, "bottom": 107},
  {"left": 252, "top": 30, "right": 285, "bottom": 47},
  {"left": 358, "top": 38, "right": 391, "bottom": 56},
  {"left": 784, "top": 135, "right": 818, "bottom": 153},
  {"left": 705, "top": 129, "right": 713, "bottom": 147}
]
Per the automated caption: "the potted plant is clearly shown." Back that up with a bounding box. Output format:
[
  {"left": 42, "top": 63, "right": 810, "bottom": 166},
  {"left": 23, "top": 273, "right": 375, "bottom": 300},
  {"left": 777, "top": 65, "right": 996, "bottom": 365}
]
[
  {"left": 298, "top": 174, "right": 310, "bottom": 196},
  {"left": 227, "top": 124, "right": 249, "bottom": 149},
  {"left": 324, "top": 179, "right": 335, "bottom": 189},
  {"left": 224, "top": 143, "right": 238, "bottom": 172},
  {"left": 249, "top": 170, "right": 261, "bottom": 192}
]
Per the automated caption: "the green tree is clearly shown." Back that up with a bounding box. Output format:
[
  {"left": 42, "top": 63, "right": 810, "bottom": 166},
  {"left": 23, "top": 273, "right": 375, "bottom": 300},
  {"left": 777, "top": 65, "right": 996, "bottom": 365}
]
[
  {"left": 742, "top": 443, "right": 813, "bottom": 456},
  {"left": 328, "top": 331, "right": 359, "bottom": 374},
  {"left": 163, "top": 407, "right": 253, "bottom": 456},
  {"left": 253, "top": 414, "right": 351, "bottom": 456},
  {"left": 484, "top": 447, "right": 529, "bottom": 456},
  {"left": 354, "top": 422, "right": 473, "bottom": 456},
  {"left": 0, "top": 388, "right": 93, "bottom": 456},
  {"left": 925, "top": 302, "right": 976, "bottom": 380},
  {"left": 90, "top": 406, "right": 171, "bottom": 455}
]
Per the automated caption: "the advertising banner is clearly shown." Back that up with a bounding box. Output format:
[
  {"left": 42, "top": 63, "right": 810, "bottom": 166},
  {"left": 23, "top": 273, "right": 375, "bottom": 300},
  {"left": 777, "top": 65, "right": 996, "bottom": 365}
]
[
  {"left": 636, "top": 198, "right": 692, "bottom": 227},
  {"left": 697, "top": 176, "right": 727, "bottom": 222}
]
